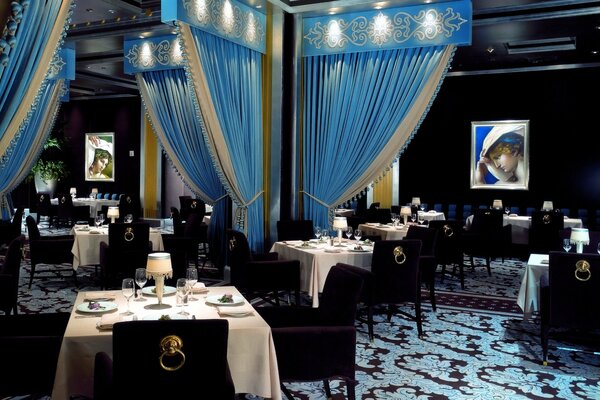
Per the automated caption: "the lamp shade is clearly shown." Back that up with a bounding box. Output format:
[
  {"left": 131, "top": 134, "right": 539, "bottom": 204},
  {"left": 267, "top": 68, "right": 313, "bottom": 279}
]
[
  {"left": 492, "top": 199, "right": 503, "bottom": 209},
  {"left": 146, "top": 252, "right": 173, "bottom": 274},
  {"left": 542, "top": 201, "right": 554, "bottom": 211},
  {"left": 411, "top": 197, "right": 421, "bottom": 206},
  {"left": 400, "top": 206, "right": 412, "bottom": 217},
  {"left": 70, "top": 187, "right": 77, "bottom": 195},
  {"left": 570, "top": 228, "right": 590, "bottom": 244},
  {"left": 332, "top": 216, "right": 348, "bottom": 229},
  {"left": 91, "top": 188, "right": 98, "bottom": 195},
  {"left": 107, "top": 206, "right": 119, "bottom": 219}
]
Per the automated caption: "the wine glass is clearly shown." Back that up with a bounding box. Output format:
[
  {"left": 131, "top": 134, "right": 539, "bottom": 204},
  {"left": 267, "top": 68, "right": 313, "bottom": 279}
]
[
  {"left": 345, "top": 226, "right": 353, "bottom": 241},
  {"left": 418, "top": 212, "right": 425, "bottom": 225},
  {"left": 505, "top": 207, "right": 511, "bottom": 216},
  {"left": 563, "top": 238, "right": 572, "bottom": 252},
  {"left": 124, "top": 214, "right": 133, "bottom": 223},
  {"left": 121, "top": 278, "right": 135, "bottom": 315},
  {"left": 314, "top": 226, "right": 322, "bottom": 241},
  {"left": 411, "top": 213, "right": 417, "bottom": 224},
  {"left": 186, "top": 267, "right": 199, "bottom": 301},
  {"left": 94, "top": 214, "right": 103, "bottom": 228},
  {"left": 354, "top": 229, "right": 362, "bottom": 242},
  {"left": 176, "top": 278, "right": 190, "bottom": 316},
  {"left": 134, "top": 268, "right": 147, "bottom": 302},
  {"left": 322, "top": 229, "right": 329, "bottom": 242}
]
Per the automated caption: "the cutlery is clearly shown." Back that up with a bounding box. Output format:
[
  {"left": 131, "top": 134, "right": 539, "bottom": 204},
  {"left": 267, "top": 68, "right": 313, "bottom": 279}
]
[{"left": 75, "top": 315, "right": 101, "bottom": 319}]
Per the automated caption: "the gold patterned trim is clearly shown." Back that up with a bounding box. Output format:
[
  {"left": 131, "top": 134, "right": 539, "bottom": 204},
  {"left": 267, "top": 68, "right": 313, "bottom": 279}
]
[{"left": 442, "top": 224, "right": 454, "bottom": 237}]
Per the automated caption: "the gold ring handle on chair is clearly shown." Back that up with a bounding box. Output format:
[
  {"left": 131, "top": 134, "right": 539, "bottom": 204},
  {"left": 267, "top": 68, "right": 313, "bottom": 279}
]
[
  {"left": 229, "top": 237, "right": 237, "bottom": 251},
  {"left": 575, "top": 260, "right": 591, "bottom": 282},
  {"left": 442, "top": 225, "right": 454, "bottom": 237},
  {"left": 393, "top": 246, "right": 406, "bottom": 265},
  {"left": 159, "top": 335, "right": 186, "bottom": 372},
  {"left": 124, "top": 227, "right": 135, "bottom": 242},
  {"left": 191, "top": 201, "right": 197, "bottom": 209},
  {"left": 542, "top": 214, "right": 551, "bottom": 224}
]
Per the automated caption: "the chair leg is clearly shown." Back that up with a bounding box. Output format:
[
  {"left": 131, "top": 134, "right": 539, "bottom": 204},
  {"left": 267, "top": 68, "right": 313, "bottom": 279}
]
[
  {"left": 486, "top": 257, "right": 492, "bottom": 276},
  {"left": 28, "top": 264, "right": 35, "bottom": 289},
  {"left": 429, "top": 283, "right": 436, "bottom": 312},
  {"left": 323, "top": 379, "right": 332, "bottom": 398},
  {"left": 415, "top": 300, "right": 423, "bottom": 338},
  {"left": 346, "top": 378, "right": 357, "bottom": 400},
  {"left": 367, "top": 305, "right": 374, "bottom": 342},
  {"left": 459, "top": 261, "right": 465, "bottom": 290},
  {"left": 280, "top": 383, "right": 295, "bottom": 400}
]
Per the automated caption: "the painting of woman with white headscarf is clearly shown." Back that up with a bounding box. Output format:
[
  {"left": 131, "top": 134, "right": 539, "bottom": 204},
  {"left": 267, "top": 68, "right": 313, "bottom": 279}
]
[
  {"left": 471, "top": 120, "right": 529, "bottom": 190},
  {"left": 85, "top": 133, "right": 114, "bottom": 181}
]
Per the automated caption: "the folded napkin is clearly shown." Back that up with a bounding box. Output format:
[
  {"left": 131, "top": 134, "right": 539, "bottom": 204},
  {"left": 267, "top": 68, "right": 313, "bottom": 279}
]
[
  {"left": 191, "top": 282, "right": 209, "bottom": 294},
  {"left": 83, "top": 293, "right": 116, "bottom": 302},
  {"left": 217, "top": 304, "right": 254, "bottom": 317},
  {"left": 89, "top": 230, "right": 102, "bottom": 234},
  {"left": 428, "top": 210, "right": 437, "bottom": 213},
  {"left": 324, "top": 247, "right": 341, "bottom": 253},
  {"left": 97, "top": 313, "right": 124, "bottom": 330}
]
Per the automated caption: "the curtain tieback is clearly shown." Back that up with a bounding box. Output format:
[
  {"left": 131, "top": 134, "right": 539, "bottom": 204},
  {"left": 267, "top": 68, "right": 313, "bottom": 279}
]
[
  {"left": 213, "top": 194, "right": 229, "bottom": 203},
  {"left": 301, "top": 191, "right": 332, "bottom": 209},
  {"left": 235, "top": 191, "right": 264, "bottom": 234}
]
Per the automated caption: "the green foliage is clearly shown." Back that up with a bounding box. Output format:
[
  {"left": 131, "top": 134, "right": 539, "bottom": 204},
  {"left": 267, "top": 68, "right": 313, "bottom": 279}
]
[{"left": 26, "top": 135, "right": 70, "bottom": 183}]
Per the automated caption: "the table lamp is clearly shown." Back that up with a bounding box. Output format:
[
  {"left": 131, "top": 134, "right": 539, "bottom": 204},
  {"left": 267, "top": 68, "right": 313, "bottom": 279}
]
[
  {"left": 332, "top": 216, "right": 348, "bottom": 247},
  {"left": 492, "top": 199, "right": 503, "bottom": 210},
  {"left": 107, "top": 206, "right": 119, "bottom": 223},
  {"left": 70, "top": 187, "right": 77, "bottom": 199},
  {"left": 145, "top": 252, "right": 173, "bottom": 309},
  {"left": 90, "top": 188, "right": 98, "bottom": 199},
  {"left": 542, "top": 201, "right": 554, "bottom": 211},
  {"left": 570, "top": 227, "right": 589, "bottom": 254},
  {"left": 411, "top": 197, "right": 421, "bottom": 206},
  {"left": 400, "top": 206, "right": 412, "bottom": 225}
]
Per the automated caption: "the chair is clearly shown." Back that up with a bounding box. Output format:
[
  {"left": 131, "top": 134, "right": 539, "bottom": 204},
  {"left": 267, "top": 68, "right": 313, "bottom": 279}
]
[
  {"left": 93, "top": 319, "right": 235, "bottom": 399},
  {"left": 366, "top": 208, "right": 392, "bottom": 224},
  {"left": 510, "top": 206, "right": 520, "bottom": 215},
  {"left": 461, "top": 204, "right": 473, "bottom": 222},
  {"left": 577, "top": 208, "right": 589, "bottom": 227},
  {"left": 55, "top": 193, "right": 76, "bottom": 227},
  {"left": 461, "top": 209, "right": 511, "bottom": 276},
  {"left": 529, "top": 211, "right": 564, "bottom": 254},
  {"left": 182, "top": 213, "right": 209, "bottom": 270},
  {"left": 559, "top": 208, "right": 571, "bottom": 218},
  {"left": 276, "top": 219, "right": 314, "bottom": 241},
  {"left": 404, "top": 225, "right": 439, "bottom": 311},
  {"left": 369, "top": 239, "right": 424, "bottom": 337},
  {"left": 99, "top": 222, "right": 151, "bottom": 288},
  {"left": 118, "top": 194, "right": 139, "bottom": 222},
  {"left": 540, "top": 251, "right": 600, "bottom": 365},
  {"left": 0, "top": 236, "right": 24, "bottom": 315},
  {"left": 111, "top": 193, "right": 119, "bottom": 200},
  {"left": 179, "top": 196, "right": 206, "bottom": 222},
  {"left": 428, "top": 219, "right": 466, "bottom": 289},
  {"left": 226, "top": 229, "right": 300, "bottom": 305},
  {"left": 526, "top": 207, "right": 536, "bottom": 216},
  {"left": 447, "top": 203, "right": 458, "bottom": 219},
  {"left": 25, "top": 215, "right": 75, "bottom": 289},
  {"left": 433, "top": 203, "right": 443, "bottom": 212},
  {"left": 0, "top": 207, "right": 23, "bottom": 252},
  {"left": 256, "top": 264, "right": 364, "bottom": 400},
  {"left": 170, "top": 206, "right": 184, "bottom": 236},
  {"left": 34, "top": 192, "right": 55, "bottom": 226},
  {"left": 369, "top": 202, "right": 380, "bottom": 209}
]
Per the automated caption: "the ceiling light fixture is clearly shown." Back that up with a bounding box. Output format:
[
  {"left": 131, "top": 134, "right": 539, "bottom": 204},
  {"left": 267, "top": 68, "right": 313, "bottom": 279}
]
[{"left": 505, "top": 37, "right": 576, "bottom": 54}]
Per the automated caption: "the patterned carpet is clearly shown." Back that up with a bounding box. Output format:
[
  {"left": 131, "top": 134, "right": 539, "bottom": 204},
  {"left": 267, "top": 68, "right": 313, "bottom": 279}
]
[{"left": 10, "top": 223, "right": 600, "bottom": 399}]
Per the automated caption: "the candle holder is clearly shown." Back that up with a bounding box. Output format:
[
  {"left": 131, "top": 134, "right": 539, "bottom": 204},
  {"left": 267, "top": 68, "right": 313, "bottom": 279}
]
[
  {"left": 145, "top": 252, "right": 173, "bottom": 310},
  {"left": 332, "top": 217, "right": 348, "bottom": 247}
]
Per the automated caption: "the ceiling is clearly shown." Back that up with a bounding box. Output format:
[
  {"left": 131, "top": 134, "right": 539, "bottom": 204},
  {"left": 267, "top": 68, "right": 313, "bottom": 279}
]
[{"left": 64, "top": 0, "right": 600, "bottom": 100}]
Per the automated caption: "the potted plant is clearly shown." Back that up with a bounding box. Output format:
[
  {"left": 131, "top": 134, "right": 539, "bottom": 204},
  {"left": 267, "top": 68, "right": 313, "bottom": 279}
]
[{"left": 27, "top": 135, "right": 69, "bottom": 195}]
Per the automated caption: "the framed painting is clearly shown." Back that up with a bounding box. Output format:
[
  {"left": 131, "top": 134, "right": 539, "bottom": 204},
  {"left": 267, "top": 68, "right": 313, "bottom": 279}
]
[
  {"left": 470, "top": 120, "right": 529, "bottom": 190},
  {"left": 85, "top": 132, "right": 114, "bottom": 182}
]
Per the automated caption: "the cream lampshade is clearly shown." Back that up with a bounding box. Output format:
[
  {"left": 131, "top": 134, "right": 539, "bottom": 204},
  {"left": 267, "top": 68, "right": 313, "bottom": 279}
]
[
  {"left": 411, "top": 197, "right": 421, "bottom": 206},
  {"left": 90, "top": 188, "right": 98, "bottom": 199},
  {"left": 400, "top": 206, "right": 412, "bottom": 225},
  {"left": 107, "top": 206, "right": 119, "bottom": 223},
  {"left": 146, "top": 252, "right": 173, "bottom": 308},
  {"left": 492, "top": 199, "right": 503, "bottom": 210},
  {"left": 570, "top": 228, "right": 590, "bottom": 254},
  {"left": 542, "top": 201, "right": 554, "bottom": 211},
  {"left": 70, "top": 187, "right": 77, "bottom": 199},
  {"left": 332, "top": 216, "right": 348, "bottom": 247}
]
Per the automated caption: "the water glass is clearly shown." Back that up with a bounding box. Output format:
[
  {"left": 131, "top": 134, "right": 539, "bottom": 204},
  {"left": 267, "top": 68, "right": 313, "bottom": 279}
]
[
  {"left": 354, "top": 229, "right": 362, "bottom": 242},
  {"left": 176, "top": 278, "right": 190, "bottom": 316},
  {"left": 563, "top": 238, "right": 572, "bottom": 252},
  {"left": 186, "top": 267, "right": 199, "bottom": 301},
  {"left": 134, "top": 268, "right": 147, "bottom": 301},
  {"left": 121, "top": 278, "right": 135, "bottom": 315}
]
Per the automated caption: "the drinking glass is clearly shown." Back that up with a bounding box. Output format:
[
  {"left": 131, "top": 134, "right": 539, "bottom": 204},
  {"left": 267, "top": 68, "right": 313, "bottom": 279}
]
[
  {"left": 411, "top": 213, "right": 417, "bottom": 224},
  {"left": 186, "top": 267, "right": 199, "bottom": 301},
  {"left": 321, "top": 229, "right": 329, "bottom": 242},
  {"left": 314, "top": 226, "right": 322, "bottom": 241},
  {"left": 121, "top": 278, "right": 135, "bottom": 315},
  {"left": 354, "top": 229, "right": 362, "bottom": 242},
  {"left": 176, "top": 278, "right": 190, "bottom": 316},
  {"left": 94, "top": 214, "right": 103, "bottom": 228},
  {"left": 124, "top": 214, "right": 133, "bottom": 223},
  {"left": 563, "top": 238, "right": 572, "bottom": 252},
  {"left": 134, "top": 268, "right": 147, "bottom": 301},
  {"left": 418, "top": 212, "right": 425, "bottom": 225},
  {"left": 345, "top": 226, "right": 353, "bottom": 241},
  {"left": 505, "top": 207, "right": 511, "bottom": 216}
]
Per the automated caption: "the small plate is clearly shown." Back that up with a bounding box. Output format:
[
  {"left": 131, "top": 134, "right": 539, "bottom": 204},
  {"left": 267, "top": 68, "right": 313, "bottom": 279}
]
[
  {"left": 324, "top": 248, "right": 341, "bottom": 253},
  {"left": 76, "top": 301, "right": 118, "bottom": 314},
  {"left": 142, "top": 286, "right": 177, "bottom": 296},
  {"left": 205, "top": 295, "right": 245, "bottom": 306},
  {"left": 295, "top": 244, "right": 316, "bottom": 249},
  {"left": 349, "top": 248, "right": 371, "bottom": 253},
  {"left": 142, "top": 313, "right": 190, "bottom": 320}
]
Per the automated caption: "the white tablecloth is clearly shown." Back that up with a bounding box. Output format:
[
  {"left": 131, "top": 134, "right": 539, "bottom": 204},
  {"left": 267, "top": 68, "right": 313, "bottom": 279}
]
[
  {"left": 271, "top": 240, "right": 372, "bottom": 307},
  {"left": 418, "top": 211, "right": 446, "bottom": 221},
  {"left": 335, "top": 209, "right": 355, "bottom": 217},
  {"left": 358, "top": 223, "right": 408, "bottom": 240},
  {"left": 51, "top": 287, "right": 281, "bottom": 400},
  {"left": 51, "top": 198, "right": 119, "bottom": 218},
  {"left": 70, "top": 226, "right": 164, "bottom": 269},
  {"left": 516, "top": 253, "right": 548, "bottom": 319}
]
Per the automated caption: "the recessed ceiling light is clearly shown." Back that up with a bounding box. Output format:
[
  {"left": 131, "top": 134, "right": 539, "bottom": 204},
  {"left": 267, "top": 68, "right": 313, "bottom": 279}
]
[
  {"left": 108, "top": 9, "right": 116, "bottom": 14},
  {"left": 592, "top": 50, "right": 599, "bottom": 55},
  {"left": 86, "top": 8, "right": 93, "bottom": 13}
]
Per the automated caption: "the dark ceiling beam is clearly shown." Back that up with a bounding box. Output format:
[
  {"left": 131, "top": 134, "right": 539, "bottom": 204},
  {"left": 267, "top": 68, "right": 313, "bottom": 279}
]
[
  {"left": 473, "top": 1, "right": 600, "bottom": 25},
  {"left": 76, "top": 71, "right": 138, "bottom": 90},
  {"left": 66, "top": 14, "right": 165, "bottom": 39},
  {"left": 76, "top": 51, "right": 125, "bottom": 64}
]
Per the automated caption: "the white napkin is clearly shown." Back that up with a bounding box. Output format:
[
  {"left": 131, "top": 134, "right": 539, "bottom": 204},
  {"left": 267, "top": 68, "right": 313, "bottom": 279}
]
[
  {"left": 191, "top": 282, "right": 209, "bottom": 294},
  {"left": 97, "top": 313, "right": 124, "bottom": 330},
  {"left": 83, "top": 293, "right": 116, "bottom": 302},
  {"left": 217, "top": 304, "right": 254, "bottom": 317},
  {"left": 324, "top": 247, "right": 341, "bottom": 253}
]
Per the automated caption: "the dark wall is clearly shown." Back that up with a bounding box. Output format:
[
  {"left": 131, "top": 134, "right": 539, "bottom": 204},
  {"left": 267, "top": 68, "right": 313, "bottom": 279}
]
[
  {"left": 399, "top": 67, "right": 600, "bottom": 215},
  {"left": 12, "top": 97, "right": 142, "bottom": 208}
]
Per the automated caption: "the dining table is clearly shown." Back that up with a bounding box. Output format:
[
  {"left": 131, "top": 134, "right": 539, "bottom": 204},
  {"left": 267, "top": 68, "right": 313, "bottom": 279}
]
[
  {"left": 70, "top": 225, "right": 164, "bottom": 270},
  {"left": 51, "top": 197, "right": 120, "bottom": 218},
  {"left": 51, "top": 286, "right": 281, "bottom": 400},
  {"left": 358, "top": 222, "right": 409, "bottom": 240},
  {"left": 271, "top": 239, "right": 373, "bottom": 307},
  {"left": 516, "top": 253, "right": 549, "bottom": 319}
]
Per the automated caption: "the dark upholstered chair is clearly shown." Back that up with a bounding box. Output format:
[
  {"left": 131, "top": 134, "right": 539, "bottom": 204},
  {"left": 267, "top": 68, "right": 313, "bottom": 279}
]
[
  {"left": 529, "top": 211, "right": 565, "bottom": 254},
  {"left": 179, "top": 197, "right": 206, "bottom": 222},
  {"left": 0, "top": 207, "right": 23, "bottom": 253},
  {"left": 94, "top": 319, "right": 235, "bottom": 399},
  {"left": 368, "top": 239, "right": 424, "bottom": 337},
  {"left": 257, "top": 264, "right": 364, "bottom": 400},
  {"left": 226, "top": 229, "right": 300, "bottom": 305},
  {"left": 25, "top": 215, "right": 75, "bottom": 289},
  {"left": 462, "top": 209, "right": 511, "bottom": 276},
  {"left": 540, "top": 251, "right": 600, "bottom": 364},
  {"left": 34, "top": 192, "right": 55, "bottom": 226},
  {"left": 170, "top": 206, "right": 184, "bottom": 236},
  {"left": 55, "top": 193, "right": 76, "bottom": 227},
  {"left": 405, "top": 225, "right": 439, "bottom": 311},
  {"left": 118, "top": 194, "right": 139, "bottom": 222},
  {"left": 0, "top": 236, "right": 24, "bottom": 315},
  {"left": 0, "top": 312, "right": 69, "bottom": 398},
  {"left": 99, "top": 222, "right": 151, "bottom": 288},
  {"left": 276, "top": 219, "right": 315, "bottom": 241},
  {"left": 428, "top": 219, "right": 465, "bottom": 289}
]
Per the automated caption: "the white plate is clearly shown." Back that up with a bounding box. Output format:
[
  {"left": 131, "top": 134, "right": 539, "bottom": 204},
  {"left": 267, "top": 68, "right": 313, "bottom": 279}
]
[
  {"left": 349, "top": 248, "right": 371, "bottom": 253},
  {"left": 205, "top": 295, "right": 245, "bottom": 306},
  {"left": 142, "top": 313, "right": 190, "bottom": 320},
  {"left": 141, "top": 286, "right": 177, "bottom": 296},
  {"left": 324, "top": 248, "right": 341, "bottom": 253},
  {"left": 76, "top": 301, "right": 118, "bottom": 314}
]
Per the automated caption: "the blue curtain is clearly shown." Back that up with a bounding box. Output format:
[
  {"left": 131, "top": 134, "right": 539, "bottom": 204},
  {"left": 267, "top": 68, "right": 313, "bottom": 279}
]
[
  {"left": 137, "top": 68, "right": 228, "bottom": 266},
  {"left": 180, "top": 26, "right": 265, "bottom": 251},
  {"left": 302, "top": 46, "right": 454, "bottom": 229},
  {"left": 0, "top": 0, "right": 72, "bottom": 218}
]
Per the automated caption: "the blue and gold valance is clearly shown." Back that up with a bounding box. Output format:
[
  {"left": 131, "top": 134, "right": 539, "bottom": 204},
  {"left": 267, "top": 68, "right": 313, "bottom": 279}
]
[
  {"left": 48, "top": 47, "right": 75, "bottom": 80},
  {"left": 303, "top": 0, "right": 471, "bottom": 56},
  {"left": 161, "top": 0, "right": 266, "bottom": 54},
  {"left": 124, "top": 35, "right": 184, "bottom": 74}
]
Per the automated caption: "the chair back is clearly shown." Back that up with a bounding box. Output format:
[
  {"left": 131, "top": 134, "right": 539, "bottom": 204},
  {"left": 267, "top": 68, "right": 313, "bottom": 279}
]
[
  {"left": 226, "top": 229, "right": 252, "bottom": 286},
  {"left": 56, "top": 193, "right": 75, "bottom": 224},
  {"left": 404, "top": 225, "right": 438, "bottom": 257},
  {"left": 428, "top": 220, "right": 463, "bottom": 264},
  {"left": 276, "top": 220, "right": 314, "bottom": 241},
  {"left": 118, "top": 194, "right": 138, "bottom": 221},
  {"left": 111, "top": 319, "right": 233, "bottom": 398},
  {"left": 170, "top": 207, "right": 184, "bottom": 236},
  {"left": 0, "top": 237, "right": 24, "bottom": 315},
  {"left": 180, "top": 197, "right": 206, "bottom": 222},
  {"left": 547, "top": 251, "right": 600, "bottom": 328},
  {"left": 35, "top": 193, "right": 52, "bottom": 217},
  {"left": 108, "top": 222, "right": 150, "bottom": 251},
  {"left": 470, "top": 208, "right": 504, "bottom": 234},
  {"left": 530, "top": 211, "right": 564, "bottom": 253},
  {"left": 318, "top": 264, "right": 364, "bottom": 326},
  {"left": 371, "top": 239, "right": 422, "bottom": 304},
  {"left": 333, "top": 263, "right": 375, "bottom": 309},
  {"left": 25, "top": 215, "right": 41, "bottom": 241}
]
